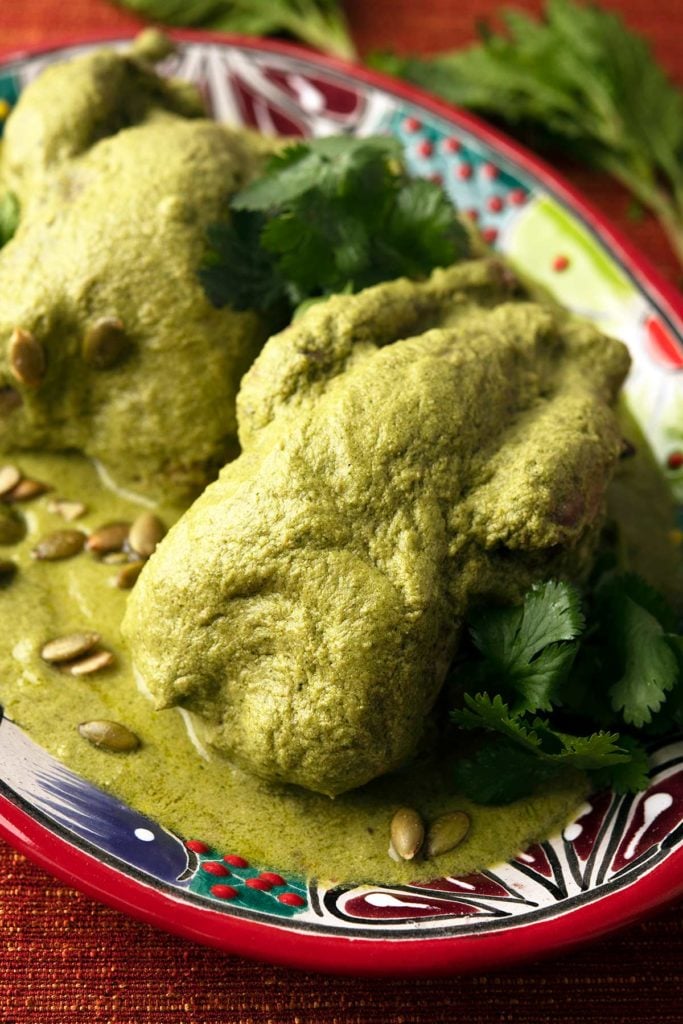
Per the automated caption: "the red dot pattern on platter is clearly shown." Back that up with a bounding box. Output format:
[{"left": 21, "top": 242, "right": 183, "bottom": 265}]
[
  {"left": 201, "top": 861, "right": 230, "bottom": 877},
  {"left": 482, "top": 162, "right": 499, "bottom": 179},
  {"left": 509, "top": 188, "right": 527, "bottom": 205},
  {"left": 487, "top": 195, "right": 504, "bottom": 213},
  {"left": 456, "top": 163, "right": 472, "bottom": 180},
  {"left": 245, "top": 877, "right": 272, "bottom": 891},
  {"left": 403, "top": 116, "right": 421, "bottom": 133},
  {"left": 260, "top": 872, "right": 286, "bottom": 886},
  {"left": 483, "top": 227, "right": 498, "bottom": 243},
  {"left": 211, "top": 884, "right": 239, "bottom": 900},
  {"left": 668, "top": 451, "right": 683, "bottom": 470},
  {"left": 277, "top": 892, "right": 306, "bottom": 907},
  {"left": 553, "top": 254, "right": 571, "bottom": 272},
  {"left": 442, "top": 137, "right": 460, "bottom": 153},
  {"left": 223, "top": 854, "right": 249, "bottom": 867},
  {"left": 185, "top": 840, "right": 209, "bottom": 854}
]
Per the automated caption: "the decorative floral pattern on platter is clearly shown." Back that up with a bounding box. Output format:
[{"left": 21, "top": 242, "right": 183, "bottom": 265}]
[
  {"left": 0, "top": 38, "right": 682, "bottom": 937},
  {"left": 1, "top": 710, "right": 682, "bottom": 934}
]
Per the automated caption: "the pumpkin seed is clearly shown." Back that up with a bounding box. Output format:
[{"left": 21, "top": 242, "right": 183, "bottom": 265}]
[
  {"left": 0, "top": 559, "right": 16, "bottom": 585},
  {"left": 86, "top": 521, "right": 130, "bottom": 555},
  {"left": 0, "top": 386, "right": 22, "bottom": 415},
  {"left": 0, "top": 464, "right": 21, "bottom": 497},
  {"left": 47, "top": 498, "right": 87, "bottom": 521},
  {"left": 115, "top": 560, "right": 145, "bottom": 589},
  {"left": 31, "top": 529, "right": 86, "bottom": 561},
  {"left": 40, "top": 631, "right": 101, "bottom": 664},
  {"left": 78, "top": 719, "right": 140, "bottom": 753},
  {"left": 82, "top": 317, "right": 129, "bottom": 370},
  {"left": 390, "top": 807, "right": 424, "bottom": 861},
  {"left": 426, "top": 811, "right": 471, "bottom": 858},
  {"left": 129, "top": 512, "right": 166, "bottom": 558},
  {"left": 8, "top": 327, "right": 46, "bottom": 387},
  {"left": 0, "top": 505, "right": 25, "bottom": 545},
  {"left": 65, "top": 649, "right": 115, "bottom": 676},
  {"left": 6, "top": 477, "right": 49, "bottom": 502}
]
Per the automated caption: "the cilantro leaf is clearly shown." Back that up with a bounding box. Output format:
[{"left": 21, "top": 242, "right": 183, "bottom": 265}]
[
  {"left": 0, "top": 192, "right": 19, "bottom": 249},
  {"left": 452, "top": 693, "right": 628, "bottom": 769},
  {"left": 449, "top": 573, "right": 681, "bottom": 805},
  {"left": 453, "top": 739, "right": 560, "bottom": 805},
  {"left": 232, "top": 137, "right": 401, "bottom": 213},
  {"left": 534, "top": 725, "right": 630, "bottom": 770},
  {"left": 378, "top": 178, "right": 468, "bottom": 280},
  {"left": 114, "top": 1, "right": 357, "bottom": 61},
  {"left": 468, "top": 580, "right": 584, "bottom": 711},
  {"left": 451, "top": 693, "right": 543, "bottom": 751},
  {"left": 198, "top": 212, "right": 286, "bottom": 313},
  {"left": 618, "top": 572, "right": 679, "bottom": 633},
  {"left": 603, "top": 588, "right": 680, "bottom": 727},
  {"left": 589, "top": 737, "right": 651, "bottom": 795},
  {"left": 201, "top": 135, "right": 470, "bottom": 314}
]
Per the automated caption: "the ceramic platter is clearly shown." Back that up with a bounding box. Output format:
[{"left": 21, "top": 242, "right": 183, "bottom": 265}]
[{"left": 0, "top": 32, "right": 682, "bottom": 976}]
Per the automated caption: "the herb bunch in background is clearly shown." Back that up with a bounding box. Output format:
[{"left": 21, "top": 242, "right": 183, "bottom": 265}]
[
  {"left": 371, "top": 0, "right": 683, "bottom": 268},
  {"left": 199, "top": 135, "right": 470, "bottom": 315},
  {"left": 450, "top": 576, "right": 683, "bottom": 805},
  {"left": 115, "top": 0, "right": 683, "bottom": 272},
  {"left": 114, "top": 0, "right": 356, "bottom": 60}
]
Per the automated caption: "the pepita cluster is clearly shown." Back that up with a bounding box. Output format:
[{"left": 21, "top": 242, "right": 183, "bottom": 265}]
[
  {"left": 6, "top": 316, "right": 131, "bottom": 394},
  {"left": 0, "top": 460, "right": 164, "bottom": 755},
  {"left": 389, "top": 807, "right": 471, "bottom": 862},
  {"left": 84, "top": 511, "right": 166, "bottom": 587}
]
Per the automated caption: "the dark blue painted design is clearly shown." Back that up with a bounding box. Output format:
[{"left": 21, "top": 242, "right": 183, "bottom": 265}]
[{"left": 0, "top": 712, "right": 191, "bottom": 885}]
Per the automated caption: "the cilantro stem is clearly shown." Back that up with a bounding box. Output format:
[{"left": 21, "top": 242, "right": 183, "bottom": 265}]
[
  {"left": 114, "top": 0, "right": 357, "bottom": 61},
  {"left": 602, "top": 159, "right": 683, "bottom": 268},
  {"left": 258, "top": 3, "right": 357, "bottom": 61}
]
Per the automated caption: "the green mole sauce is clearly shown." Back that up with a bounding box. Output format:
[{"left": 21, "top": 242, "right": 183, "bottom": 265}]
[
  {"left": 2, "top": 38, "right": 679, "bottom": 891},
  {"left": 0, "top": 451, "right": 595, "bottom": 886},
  {"left": 6, "top": 413, "right": 679, "bottom": 888}
]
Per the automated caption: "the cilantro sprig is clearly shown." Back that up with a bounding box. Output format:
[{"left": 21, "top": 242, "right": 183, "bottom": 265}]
[
  {"left": 199, "top": 135, "right": 470, "bottom": 314},
  {"left": 450, "top": 577, "right": 682, "bottom": 805},
  {"left": 371, "top": 0, "right": 683, "bottom": 269},
  {"left": 114, "top": 0, "right": 356, "bottom": 61}
]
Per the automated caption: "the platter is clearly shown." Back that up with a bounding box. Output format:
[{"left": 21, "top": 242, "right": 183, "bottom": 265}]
[{"left": 0, "top": 30, "right": 682, "bottom": 976}]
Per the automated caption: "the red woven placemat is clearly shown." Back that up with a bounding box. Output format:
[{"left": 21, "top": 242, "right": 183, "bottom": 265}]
[
  {"left": 2, "top": 838, "right": 683, "bottom": 1023},
  {"left": 0, "top": 2, "right": 682, "bottom": 1021}
]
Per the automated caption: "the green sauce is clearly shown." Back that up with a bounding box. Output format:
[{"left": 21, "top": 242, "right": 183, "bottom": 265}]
[
  {"left": 1, "top": 37, "right": 678, "bottom": 890},
  {"left": 0, "top": 451, "right": 590, "bottom": 885}
]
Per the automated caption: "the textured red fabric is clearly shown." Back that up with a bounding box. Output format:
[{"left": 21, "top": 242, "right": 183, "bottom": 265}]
[{"left": 0, "top": 2, "right": 682, "bottom": 1020}]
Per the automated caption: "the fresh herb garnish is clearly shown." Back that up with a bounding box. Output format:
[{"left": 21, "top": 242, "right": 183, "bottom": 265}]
[
  {"left": 450, "top": 577, "right": 682, "bottom": 805},
  {"left": 371, "top": 0, "right": 683, "bottom": 268},
  {"left": 0, "top": 191, "right": 19, "bottom": 249},
  {"left": 468, "top": 580, "right": 585, "bottom": 713},
  {"left": 114, "top": 0, "right": 356, "bottom": 61},
  {"left": 199, "top": 135, "right": 470, "bottom": 314},
  {"left": 600, "top": 582, "right": 679, "bottom": 727}
]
